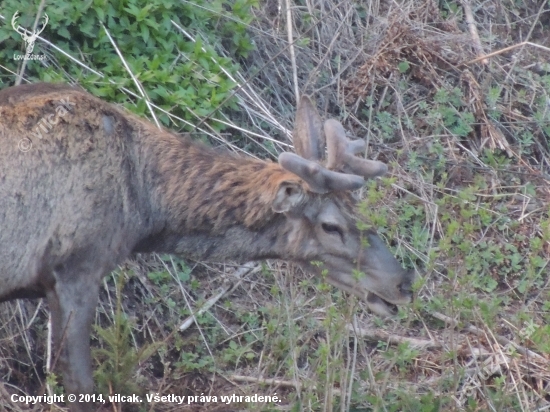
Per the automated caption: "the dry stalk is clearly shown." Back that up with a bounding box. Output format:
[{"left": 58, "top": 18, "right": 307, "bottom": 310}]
[
  {"left": 466, "top": 41, "right": 550, "bottom": 65},
  {"left": 15, "top": 0, "right": 47, "bottom": 86},
  {"left": 460, "top": 0, "right": 487, "bottom": 65},
  {"left": 101, "top": 23, "right": 160, "bottom": 128},
  {"left": 230, "top": 374, "right": 342, "bottom": 396},
  {"left": 347, "top": 324, "right": 441, "bottom": 349},
  {"left": 284, "top": 0, "right": 299, "bottom": 102},
  {"left": 431, "top": 311, "right": 548, "bottom": 363},
  {"left": 0, "top": 383, "right": 21, "bottom": 411},
  {"left": 179, "top": 263, "right": 259, "bottom": 331}
]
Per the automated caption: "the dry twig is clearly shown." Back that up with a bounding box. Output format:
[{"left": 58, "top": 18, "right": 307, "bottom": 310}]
[
  {"left": 230, "top": 374, "right": 342, "bottom": 396},
  {"left": 431, "top": 311, "right": 548, "bottom": 363},
  {"left": 466, "top": 41, "right": 550, "bottom": 65},
  {"left": 347, "top": 325, "right": 441, "bottom": 349},
  {"left": 179, "top": 263, "right": 258, "bottom": 331},
  {"left": 460, "top": 0, "right": 487, "bottom": 65}
]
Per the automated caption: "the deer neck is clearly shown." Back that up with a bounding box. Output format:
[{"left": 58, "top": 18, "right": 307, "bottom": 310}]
[{"left": 133, "top": 125, "right": 303, "bottom": 263}]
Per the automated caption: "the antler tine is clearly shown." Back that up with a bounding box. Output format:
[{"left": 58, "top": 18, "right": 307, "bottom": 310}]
[
  {"left": 278, "top": 152, "right": 364, "bottom": 194},
  {"left": 325, "top": 119, "right": 388, "bottom": 178},
  {"left": 292, "top": 96, "right": 325, "bottom": 161}
]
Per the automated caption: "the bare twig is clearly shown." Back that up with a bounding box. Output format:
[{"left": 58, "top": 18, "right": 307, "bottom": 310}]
[
  {"left": 231, "top": 374, "right": 301, "bottom": 388},
  {"left": 15, "top": 0, "right": 47, "bottom": 85},
  {"left": 460, "top": 0, "right": 487, "bottom": 65},
  {"left": 179, "top": 263, "right": 259, "bottom": 331},
  {"left": 101, "top": 23, "right": 160, "bottom": 128},
  {"left": 0, "top": 383, "right": 19, "bottom": 409},
  {"left": 347, "top": 325, "right": 441, "bottom": 349},
  {"left": 466, "top": 41, "right": 550, "bottom": 65},
  {"left": 230, "top": 374, "right": 342, "bottom": 396},
  {"left": 431, "top": 311, "right": 547, "bottom": 362},
  {"left": 285, "top": 0, "right": 300, "bottom": 102}
]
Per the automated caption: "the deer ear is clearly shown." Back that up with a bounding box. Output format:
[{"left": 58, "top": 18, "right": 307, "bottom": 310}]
[{"left": 272, "top": 181, "right": 305, "bottom": 213}]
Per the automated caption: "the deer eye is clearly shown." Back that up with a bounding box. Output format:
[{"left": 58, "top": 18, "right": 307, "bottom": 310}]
[{"left": 321, "top": 223, "right": 343, "bottom": 238}]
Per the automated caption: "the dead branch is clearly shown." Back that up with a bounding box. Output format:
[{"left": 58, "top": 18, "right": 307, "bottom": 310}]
[
  {"left": 179, "top": 263, "right": 259, "bottom": 331},
  {"left": 347, "top": 325, "right": 441, "bottom": 349},
  {"left": 466, "top": 41, "right": 550, "bottom": 65},
  {"left": 230, "top": 374, "right": 342, "bottom": 396},
  {"left": 431, "top": 311, "right": 548, "bottom": 363},
  {"left": 461, "top": 0, "right": 487, "bottom": 65}
]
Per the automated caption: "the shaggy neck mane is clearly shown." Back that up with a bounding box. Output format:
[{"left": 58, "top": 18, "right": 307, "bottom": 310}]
[{"left": 142, "top": 122, "right": 302, "bottom": 234}]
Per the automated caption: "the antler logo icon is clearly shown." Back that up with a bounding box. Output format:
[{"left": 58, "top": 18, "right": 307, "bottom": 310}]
[{"left": 12, "top": 11, "right": 48, "bottom": 57}]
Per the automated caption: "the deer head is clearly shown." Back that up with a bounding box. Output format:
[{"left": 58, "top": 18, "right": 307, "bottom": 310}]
[{"left": 276, "top": 96, "right": 413, "bottom": 315}]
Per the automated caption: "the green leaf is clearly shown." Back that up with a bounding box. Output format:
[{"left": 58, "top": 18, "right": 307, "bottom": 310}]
[
  {"left": 140, "top": 23, "right": 150, "bottom": 43},
  {"left": 398, "top": 60, "right": 410, "bottom": 73},
  {"left": 94, "top": 6, "right": 105, "bottom": 21},
  {"left": 57, "top": 27, "right": 71, "bottom": 39}
]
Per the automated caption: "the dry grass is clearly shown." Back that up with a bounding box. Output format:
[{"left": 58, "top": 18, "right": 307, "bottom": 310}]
[{"left": 1, "top": 0, "right": 550, "bottom": 411}]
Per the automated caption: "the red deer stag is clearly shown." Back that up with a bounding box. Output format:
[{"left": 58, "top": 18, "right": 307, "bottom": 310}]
[{"left": 0, "top": 83, "right": 414, "bottom": 411}]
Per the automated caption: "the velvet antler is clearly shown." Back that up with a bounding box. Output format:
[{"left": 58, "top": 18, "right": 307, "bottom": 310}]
[
  {"left": 278, "top": 152, "right": 364, "bottom": 193},
  {"left": 278, "top": 96, "right": 387, "bottom": 193},
  {"left": 325, "top": 119, "right": 388, "bottom": 178}
]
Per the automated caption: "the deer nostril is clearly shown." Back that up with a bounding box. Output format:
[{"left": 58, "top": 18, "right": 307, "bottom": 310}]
[{"left": 399, "top": 280, "right": 413, "bottom": 295}]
